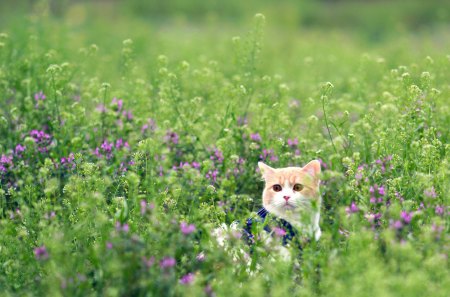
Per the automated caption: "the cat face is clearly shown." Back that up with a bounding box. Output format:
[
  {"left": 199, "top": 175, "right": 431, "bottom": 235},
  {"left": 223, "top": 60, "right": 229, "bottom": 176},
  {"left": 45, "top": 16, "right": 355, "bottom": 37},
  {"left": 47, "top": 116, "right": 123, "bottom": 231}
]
[{"left": 258, "top": 160, "right": 321, "bottom": 226}]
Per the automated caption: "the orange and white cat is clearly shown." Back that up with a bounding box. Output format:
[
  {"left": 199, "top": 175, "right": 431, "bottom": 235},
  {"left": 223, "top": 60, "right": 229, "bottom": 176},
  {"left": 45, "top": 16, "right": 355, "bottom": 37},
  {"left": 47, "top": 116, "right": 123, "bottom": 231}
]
[
  {"left": 213, "top": 160, "right": 322, "bottom": 253},
  {"left": 258, "top": 160, "right": 322, "bottom": 241}
]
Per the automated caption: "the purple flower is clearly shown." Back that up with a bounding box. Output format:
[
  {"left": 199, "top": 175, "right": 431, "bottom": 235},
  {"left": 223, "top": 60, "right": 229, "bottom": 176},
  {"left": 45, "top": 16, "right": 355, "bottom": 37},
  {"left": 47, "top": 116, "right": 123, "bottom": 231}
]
[
  {"left": 369, "top": 184, "right": 385, "bottom": 198},
  {"left": 140, "top": 200, "right": 147, "bottom": 215},
  {"left": 34, "top": 91, "right": 46, "bottom": 108},
  {"left": 96, "top": 104, "right": 107, "bottom": 112},
  {"left": 318, "top": 158, "right": 328, "bottom": 169},
  {"left": 250, "top": 133, "right": 261, "bottom": 142},
  {"left": 30, "top": 130, "right": 52, "bottom": 153},
  {"left": 210, "top": 148, "right": 224, "bottom": 163},
  {"left": 0, "top": 154, "right": 13, "bottom": 173},
  {"left": 205, "top": 169, "right": 219, "bottom": 183},
  {"left": 106, "top": 242, "right": 113, "bottom": 249},
  {"left": 346, "top": 201, "right": 359, "bottom": 214},
  {"left": 141, "top": 118, "right": 157, "bottom": 133},
  {"left": 94, "top": 140, "right": 115, "bottom": 159},
  {"left": 61, "top": 153, "right": 76, "bottom": 169},
  {"left": 237, "top": 116, "right": 247, "bottom": 126},
  {"left": 172, "top": 162, "right": 191, "bottom": 171},
  {"left": 34, "top": 91, "right": 46, "bottom": 101},
  {"left": 395, "top": 192, "right": 405, "bottom": 203},
  {"left": 115, "top": 222, "right": 129, "bottom": 233},
  {"left": 273, "top": 227, "right": 287, "bottom": 237},
  {"left": 115, "top": 138, "right": 129, "bottom": 149},
  {"left": 34, "top": 245, "right": 49, "bottom": 260},
  {"left": 191, "top": 162, "right": 201, "bottom": 169},
  {"left": 431, "top": 224, "right": 444, "bottom": 238},
  {"left": 122, "top": 110, "right": 133, "bottom": 121},
  {"left": 44, "top": 211, "right": 56, "bottom": 220},
  {"left": 424, "top": 187, "right": 437, "bottom": 198},
  {"left": 164, "top": 131, "right": 179, "bottom": 145},
  {"left": 259, "top": 148, "right": 278, "bottom": 162},
  {"left": 365, "top": 212, "right": 382, "bottom": 225},
  {"left": 15, "top": 144, "right": 26, "bottom": 157},
  {"left": 160, "top": 257, "right": 176, "bottom": 269},
  {"left": 435, "top": 205, "right": 444, "bottom": 215},
  {"left": 179, "top": 273, "right": 195, "bottom": 285},
  {"left": 287, "top": 138, "right": 298, "bottom": 147},
  {"left": 9, "top": 209, "right": 22, "bottom": 220},
  {"left": 180, "top": 222, "right": 196, "bottom": 235},
  {"left": 400, "top": 211, "right": 412, "bottom": 224},
  {"left": 112, "top": 97, "right": 123, "bottom": 112},
  {"left": 391, "top": 220, "right": 403, "bottom": 229}
]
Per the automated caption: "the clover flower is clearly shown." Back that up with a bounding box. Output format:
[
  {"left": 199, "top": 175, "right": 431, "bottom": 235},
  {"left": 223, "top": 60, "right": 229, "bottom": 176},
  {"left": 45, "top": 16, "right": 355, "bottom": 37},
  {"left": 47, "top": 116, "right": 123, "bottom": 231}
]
[
  {"left": 34, "top": 91, "right": 46, "bottom": 101},
  {"left": 400, "top": 211, "right": 412, "bottom": 224},
  {"left": 391, "top": 220, "right": 403, "bottom": 230},
  {"left": 160, "top": 257, "right": 176, "bottom": 269},
  {"left": 346, "top": 201, "right": 359, "bottom": 214},
  {"left": 61, "top": 153, "right": 76, "bottom": 169},
  {"left": 287, "top": 138, "right": 298, "bottom": 147},
  {"left": 179, "top": 273, "right": 195, "bottom": 285},
  {"left": 259, "top": 148, "right": 278, "bottom": 162},
  {"left": 34, "top": 91, "right": 46, "bottom": 108},
  {"left": 164, "top": 131, "right": 179, "bottom": 145},
  {"left": 30, "top": 130, "right": 52, "bottom": 153},
  {"left": 34, "top": 245, "right": 49, "bottom": 260},
  {"left": 206, "top": 169, "right": 219, "bottom": 182},
  {"left": 140, "top": 200, "right": 154, "bottom": 215},
  {"left": 180, "top": 222, "right": 196, "bottom": 235},
  {"left": 424, "top": 187, "right": 437, "bottom": 198},
  {"left": 435, "top": 205, "right": 444, "bottom": 215},
  {"left": 111, "top": 97, "right": 123, "bottom": 112},
  {"left": 141, "top": 118, "right": 157, "bottom": 133},
  {"left": 0, "top": 154, "right": 13, "bottom": 173},
  {"left": 94, "top": 140, "right": 115, "bottom": 159},
  {"left": 250, "top": 133, "right": 261, "bottom": 142},
  {"left": 210, "top": 148, "right": 224, "bottom": 163},
  {"left": 115, "top": 222, "right": 129, "bottom": 233},
  {"left": 14, "top": 144, "right": 26, "bottom": 157}
]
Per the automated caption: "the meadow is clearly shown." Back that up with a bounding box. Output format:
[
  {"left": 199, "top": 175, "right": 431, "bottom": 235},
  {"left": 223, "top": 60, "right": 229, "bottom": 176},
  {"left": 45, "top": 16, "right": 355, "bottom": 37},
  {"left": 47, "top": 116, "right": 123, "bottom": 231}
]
[{"left": 0, "top": 1, "right": 449, "bottom": 296}]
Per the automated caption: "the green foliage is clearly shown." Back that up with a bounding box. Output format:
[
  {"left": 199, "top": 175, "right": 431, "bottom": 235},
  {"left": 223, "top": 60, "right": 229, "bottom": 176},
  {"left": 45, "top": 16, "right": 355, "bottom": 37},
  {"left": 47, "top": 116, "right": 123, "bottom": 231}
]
[{"left": 0, "top": 2, "right": 449, "bottom": 296}]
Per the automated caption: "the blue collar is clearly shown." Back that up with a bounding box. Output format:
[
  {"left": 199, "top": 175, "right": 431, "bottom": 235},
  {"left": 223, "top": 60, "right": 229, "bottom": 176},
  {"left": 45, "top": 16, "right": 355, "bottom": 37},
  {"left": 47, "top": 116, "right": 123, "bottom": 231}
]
[{"left": 244, "top": 207, "right": 298, "bottom": 246}]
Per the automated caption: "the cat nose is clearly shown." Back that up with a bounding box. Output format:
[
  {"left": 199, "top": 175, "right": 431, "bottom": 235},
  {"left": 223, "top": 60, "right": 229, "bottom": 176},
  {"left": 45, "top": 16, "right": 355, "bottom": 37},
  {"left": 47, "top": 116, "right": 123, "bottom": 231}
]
[{"left": 283, "top": 196, "right": 290, "bottom": 201}]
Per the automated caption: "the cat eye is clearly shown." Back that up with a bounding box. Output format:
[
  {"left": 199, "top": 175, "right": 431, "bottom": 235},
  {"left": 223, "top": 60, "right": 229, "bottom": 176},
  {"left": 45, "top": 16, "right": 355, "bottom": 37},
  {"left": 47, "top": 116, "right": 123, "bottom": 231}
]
[
  {"left": 272, "top": 184, "right": 282, "bottom": 192},
  {"left": 293, "top": 184, "right": 304, "bottom": 191}
]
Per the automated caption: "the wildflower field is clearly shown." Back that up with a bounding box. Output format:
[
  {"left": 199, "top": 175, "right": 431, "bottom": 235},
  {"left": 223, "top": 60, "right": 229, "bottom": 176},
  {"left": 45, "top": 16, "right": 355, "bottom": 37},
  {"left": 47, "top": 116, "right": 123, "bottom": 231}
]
[{"left": 0, "top": 1, "right": 449, "bottom": 296}]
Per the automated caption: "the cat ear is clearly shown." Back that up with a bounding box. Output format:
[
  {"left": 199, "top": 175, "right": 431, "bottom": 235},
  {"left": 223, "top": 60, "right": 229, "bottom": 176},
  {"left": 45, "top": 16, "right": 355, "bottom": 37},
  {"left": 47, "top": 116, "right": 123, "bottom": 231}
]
[
  {"left": 258, "top": 162, "right": 275, "bottom": 178},
  {"left": 302, "top": 160, "right": 321, "bottom": 179}
]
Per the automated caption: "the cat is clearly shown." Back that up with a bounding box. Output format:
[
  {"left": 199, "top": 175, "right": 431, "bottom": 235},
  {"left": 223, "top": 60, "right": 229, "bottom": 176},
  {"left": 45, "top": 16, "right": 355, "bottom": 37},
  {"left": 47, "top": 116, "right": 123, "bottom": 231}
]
[
  {"left": 255, "top": 160, "right": 322, "bottom": 242},
  {"left": 213, "top": 160, "right": 322, "bottom": 262}
]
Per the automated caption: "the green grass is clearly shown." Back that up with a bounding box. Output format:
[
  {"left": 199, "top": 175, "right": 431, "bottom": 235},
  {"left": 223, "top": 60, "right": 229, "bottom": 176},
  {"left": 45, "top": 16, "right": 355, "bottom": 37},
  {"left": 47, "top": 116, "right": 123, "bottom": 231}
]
[{"left": 0, "top": 1, "right": 449, "bottom": 296}]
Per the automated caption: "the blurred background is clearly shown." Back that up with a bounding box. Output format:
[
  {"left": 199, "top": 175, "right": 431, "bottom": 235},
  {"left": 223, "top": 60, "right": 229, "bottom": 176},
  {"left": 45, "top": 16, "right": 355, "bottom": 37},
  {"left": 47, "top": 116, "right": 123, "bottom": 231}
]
[
  {"left": 0, "top": 0, "right": 448, "bottom": 102},
  {"left": 1, "top": 0, "right": 449, "bottom": 41}
]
